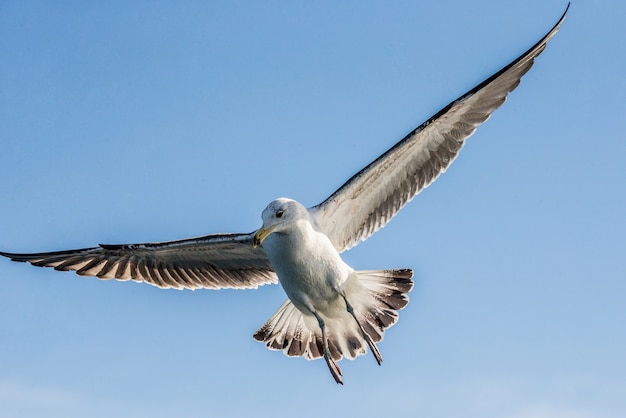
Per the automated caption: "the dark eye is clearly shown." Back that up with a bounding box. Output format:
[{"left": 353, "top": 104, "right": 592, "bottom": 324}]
[{"left": 276, "top": 209, "right": 284, "bottom": 218}]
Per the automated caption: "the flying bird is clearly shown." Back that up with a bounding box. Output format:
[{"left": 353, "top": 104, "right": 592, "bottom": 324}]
[{"left": 0, "top": 6, "right": 568, "bottom": 384}]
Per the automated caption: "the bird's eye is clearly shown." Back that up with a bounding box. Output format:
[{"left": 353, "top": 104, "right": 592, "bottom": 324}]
[{"left": 276, "top": 209, "right": 284, "bottom": 218}]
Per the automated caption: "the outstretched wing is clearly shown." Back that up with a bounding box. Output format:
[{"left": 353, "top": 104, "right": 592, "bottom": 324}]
[
  {"left": 309, "top": 5, "right": 568, "bottom": 253},
  {"left": 0, "top": 232, "right": 277, "bottom": 290}
]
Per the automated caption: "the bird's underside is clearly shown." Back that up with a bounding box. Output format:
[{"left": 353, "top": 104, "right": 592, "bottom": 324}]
[
  {"left": 253, "top": 269, "right": 414, "bottom": 384},
  {"left": 0, "top": 6, "right": 568, "bottom": 384}
]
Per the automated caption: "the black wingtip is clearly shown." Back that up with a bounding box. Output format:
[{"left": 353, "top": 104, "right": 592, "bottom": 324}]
[
  {"left": 555, "top": 1, "right": 572, "bottom": 26},
  {"left": 0, "top": 251, "right": 12, "bottom": 260},
  {"left": 557, "top": 3, "right": 570, "bottom": 28},
  {"left": 1, "top": 251, "right": 49, "bottom": 264},
  {"left": 0, "top": 251, "right": 27, "bottom": 262}
]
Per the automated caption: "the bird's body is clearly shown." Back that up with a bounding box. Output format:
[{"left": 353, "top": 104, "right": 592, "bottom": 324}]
[
  {"left": 252, "top": 198, "right": 412, "bottom": 382},
  {"left": 258, "top": 199, "right": 352, "bottom": 313},
  {"left": 0, "top": 6, "right": 568, "bottom": 384}
]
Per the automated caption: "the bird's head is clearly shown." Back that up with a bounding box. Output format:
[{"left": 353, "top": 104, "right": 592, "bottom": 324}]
[{"left": 253, "top": 198, "right": 308, "bottom": 247}]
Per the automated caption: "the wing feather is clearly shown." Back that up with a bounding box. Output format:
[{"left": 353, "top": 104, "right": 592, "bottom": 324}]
[
  {"left": 0, "top": 232, "right": 277, "bottom": 290},
  {"left": 309, "top": 5, "right": 568, "bottom": 252}
]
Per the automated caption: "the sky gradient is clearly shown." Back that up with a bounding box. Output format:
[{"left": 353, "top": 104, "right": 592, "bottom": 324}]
[{"left": 1, "top": 1, "right": 625, "bottom": 417}]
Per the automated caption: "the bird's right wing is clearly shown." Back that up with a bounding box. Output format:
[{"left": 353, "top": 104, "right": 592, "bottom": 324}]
[{"left": 0, "top": 232, "right": 277, "bottom": 290}]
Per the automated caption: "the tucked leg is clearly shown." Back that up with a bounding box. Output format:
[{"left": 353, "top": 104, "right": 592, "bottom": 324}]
[
  {"left": 341, "top": 294, "right": 383, "bottom": 365},
  {"left": 312, "top": 311, "right": 343, "bottom": 385}
]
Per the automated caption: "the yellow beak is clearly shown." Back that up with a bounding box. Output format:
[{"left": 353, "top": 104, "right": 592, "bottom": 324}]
[{"left": 253, "top": 225, "right": 274, "bottom": 248}]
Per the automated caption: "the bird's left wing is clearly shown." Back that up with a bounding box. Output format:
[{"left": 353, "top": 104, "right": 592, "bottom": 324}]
[
  {"left": 309, "top": 5, "right": 568, "bottom": 253},
  {"left": 0, "top": 232, "right": 277, "bottom": 290}
]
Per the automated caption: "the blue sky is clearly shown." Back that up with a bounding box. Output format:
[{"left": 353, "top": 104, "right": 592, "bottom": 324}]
[{"left": 1, "top": 1, "right": 624, "bottom": 417}]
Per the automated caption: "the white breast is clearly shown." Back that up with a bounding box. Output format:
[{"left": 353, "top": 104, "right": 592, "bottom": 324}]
[{"left": 261, "top": 218, "right": 354, "bottom": 315}]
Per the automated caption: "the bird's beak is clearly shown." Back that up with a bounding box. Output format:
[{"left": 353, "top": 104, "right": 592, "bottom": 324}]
[{"left": 253, "top": 225, "right": 274, "bottom": 248}]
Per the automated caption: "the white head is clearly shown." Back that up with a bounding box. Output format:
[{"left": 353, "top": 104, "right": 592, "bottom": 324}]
[{"left": 253, "top": 198, "right": 308, "bottom": 246}]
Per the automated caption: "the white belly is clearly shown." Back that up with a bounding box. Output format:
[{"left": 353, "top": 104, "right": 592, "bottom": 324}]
[{"left": 261, "top": 220, "right": 353, "bottom": 316}]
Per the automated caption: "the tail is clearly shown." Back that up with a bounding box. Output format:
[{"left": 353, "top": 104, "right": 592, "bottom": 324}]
[
  {"left": 253, "top": 268, "right": 414, "bottom": 373},
  {"left": 345, "top": 268, "right": 414, "bottom": 345}
]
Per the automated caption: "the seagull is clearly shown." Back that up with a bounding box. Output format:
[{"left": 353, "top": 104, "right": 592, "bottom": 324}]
[{"left": 0, "top": 6, "right": 567, "bottom": 384}]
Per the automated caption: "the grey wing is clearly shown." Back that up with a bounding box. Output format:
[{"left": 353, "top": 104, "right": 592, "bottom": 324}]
[
  {"left": 309, "top": 5, "right": 568, "bottom": 253},
  {"left": 0, "top": 232, "right": 277, "bottom": 290}
]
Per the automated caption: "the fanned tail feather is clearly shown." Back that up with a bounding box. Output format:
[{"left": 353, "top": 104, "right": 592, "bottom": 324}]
[
  {"left": 253, "top": 299, "right": 326, "bottom": 359},
  {"left": 349, "top": 268, "right": 414, "bottom": 344},
  {"left": 253, "top": 268, "right": 413, "bottom": 378}
]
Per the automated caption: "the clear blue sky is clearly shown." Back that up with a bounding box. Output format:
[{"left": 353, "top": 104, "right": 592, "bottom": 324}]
[{"left": 1, "top": 1, "right": 624, "bottom": 417}]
